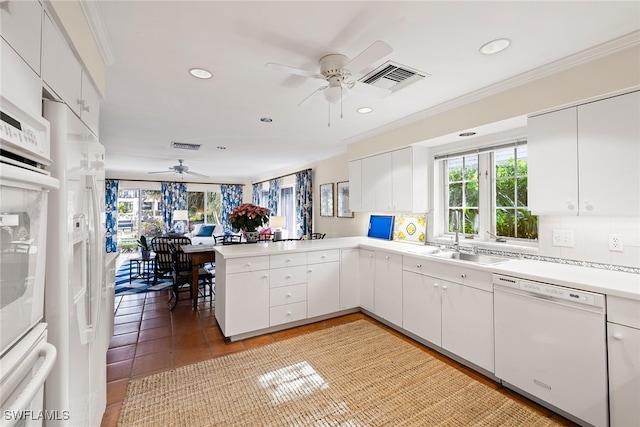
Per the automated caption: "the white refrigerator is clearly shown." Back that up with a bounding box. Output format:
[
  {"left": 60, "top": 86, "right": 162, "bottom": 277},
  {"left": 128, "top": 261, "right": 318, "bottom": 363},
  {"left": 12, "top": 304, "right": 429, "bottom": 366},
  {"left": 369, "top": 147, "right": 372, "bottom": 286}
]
[{"left": 43, "top": 100, "right": 109, "bottom": 427}]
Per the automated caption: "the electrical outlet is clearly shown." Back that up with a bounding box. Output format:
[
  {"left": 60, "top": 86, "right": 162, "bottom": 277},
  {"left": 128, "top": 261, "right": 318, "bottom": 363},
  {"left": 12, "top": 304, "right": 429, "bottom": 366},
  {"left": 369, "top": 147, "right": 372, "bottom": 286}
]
[
  {"left": 552, "top": 229, "right": 575, "bottom": 248},
  {"left": 609, "top": 234, "right": 624, "bottom": 252}
]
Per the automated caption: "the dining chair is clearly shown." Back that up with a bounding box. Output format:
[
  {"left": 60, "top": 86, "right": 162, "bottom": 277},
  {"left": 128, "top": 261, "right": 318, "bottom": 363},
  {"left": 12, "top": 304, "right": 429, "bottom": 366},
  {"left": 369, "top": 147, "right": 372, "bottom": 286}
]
[
  {"left": 310, "top": 233, "right": 326, "bottom": 239},
  {"left": 215, "top": 234, "right": 243, "bottom": 245},
  {"left": 169, "top": 244, "right": 214, "bottom": 309}
]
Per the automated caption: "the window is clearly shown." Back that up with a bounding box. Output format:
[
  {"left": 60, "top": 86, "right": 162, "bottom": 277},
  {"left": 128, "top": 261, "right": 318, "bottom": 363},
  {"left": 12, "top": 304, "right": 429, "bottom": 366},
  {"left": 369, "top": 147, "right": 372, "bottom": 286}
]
[
  {"left": 187, "top": 191, "right": 221, "bottom": 225},
  {"left": 117, "top": 188, "right": 164, "bottom": 252},
  {"left": 440, "top": 142, "right": 538, "bottom": 241}
]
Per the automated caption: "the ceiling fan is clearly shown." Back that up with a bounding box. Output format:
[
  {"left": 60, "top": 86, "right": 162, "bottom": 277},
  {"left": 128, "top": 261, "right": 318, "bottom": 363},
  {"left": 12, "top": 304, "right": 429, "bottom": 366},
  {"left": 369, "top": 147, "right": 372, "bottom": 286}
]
[
  {"left": 147, "top": 159, "right": 208, "bottom": 178},
  {"left": 266, "top": 40, "right": 393, "bottom": 113}
]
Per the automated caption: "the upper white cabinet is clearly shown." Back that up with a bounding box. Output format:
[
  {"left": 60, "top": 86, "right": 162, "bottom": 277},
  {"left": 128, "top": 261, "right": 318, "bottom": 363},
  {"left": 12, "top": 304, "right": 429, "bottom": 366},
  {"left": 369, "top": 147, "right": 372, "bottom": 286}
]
[
  {"left": 1, "top": 0, "right": 42, "bottom": 75},
  {"left": 528, "top": 91, "right": 639, "bottom": 216},
  {"left": 349, "top": 146, "right": 429, "bottom": 213},
  {"left": 42, "top": 14, "right": 100, "bottom": 136}
]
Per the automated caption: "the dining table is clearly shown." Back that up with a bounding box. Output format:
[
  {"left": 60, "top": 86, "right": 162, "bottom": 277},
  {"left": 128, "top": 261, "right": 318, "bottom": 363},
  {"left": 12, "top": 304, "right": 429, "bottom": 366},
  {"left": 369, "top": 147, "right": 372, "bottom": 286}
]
[{"left": 181, "top": 244, "right": 216, "bottom": 310}]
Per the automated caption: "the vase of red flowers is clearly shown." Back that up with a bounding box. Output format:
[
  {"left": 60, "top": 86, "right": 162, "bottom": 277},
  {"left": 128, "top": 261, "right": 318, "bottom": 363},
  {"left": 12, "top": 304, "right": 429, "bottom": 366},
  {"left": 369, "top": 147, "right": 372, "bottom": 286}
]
[{"left": 228, "top": 203, "right": 270, "bottom": 242}]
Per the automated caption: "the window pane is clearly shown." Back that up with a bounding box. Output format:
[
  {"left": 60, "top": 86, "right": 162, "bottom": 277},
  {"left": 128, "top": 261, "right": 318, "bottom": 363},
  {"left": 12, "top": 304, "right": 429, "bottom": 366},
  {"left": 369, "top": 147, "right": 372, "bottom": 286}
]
[
  {"left": 465, "top": 181, "right": 479, "bottom": 206},
  {"left": 448, "top": 157, "right": 463, "bottom": 182},
  {"left": 449, "top": 183, "right": 463, "bottom": 207},
  {"left": 464, "top": 208, "right": 479, "bottom": 234},
  {"left": 496, "top": 177, "right": 515, "bottom": 207},
  {"left": 496, "top": 208, "right": 515, "bottom": 237},
  {"left": 517, "top": 177, "right": 528, "bottom": 207},
  {"left": 517, "top": 209, "right": 538, "bottom": 239},
  {"left": 188, "top": 192, "right": 205, "bottom": 224},
  {"left": 448, "top": 209, "right": 463, "bottom": 233},
  {"left": 206, "top": 192, "right": 222, "bottom": 224},
  {"left": 463, "top": 155, "right": 478, "bottom": 181},
  {"left": 140, "top": 190, "right": 163, "bottom": 238}
]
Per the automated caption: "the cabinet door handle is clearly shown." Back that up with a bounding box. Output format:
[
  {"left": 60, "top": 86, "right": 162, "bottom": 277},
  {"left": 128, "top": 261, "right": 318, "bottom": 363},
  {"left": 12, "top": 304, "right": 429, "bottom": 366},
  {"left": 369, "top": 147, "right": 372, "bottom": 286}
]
[
  {"left": 321, "top": 255, "right": 326, "bottom": 259},
  {"left": 82, "top": 104, "right": 90, "bottom": 113},
  {"left": 261, "top": 274, "right": 268, "bottom": 279},
  {"left": 77, "top": 99, "right": 85, "bottom": 107},
  {"left": 460, "top": 273, "right": 466, "bottom": 279},
  {"left": 385, "top": 255, "right": 390, "bottom": 260},
  {"left": 286, "top": 274, "right": 292, "bottom": 279},
  {"left": 286, "top": 293, "right": 292, "bottom": 298},
  {"left": 433, "top": 283, "right": 439, "bottom": 288},
  {"left": 369, "top": 254, "right": 373, "bottom": 258},
  {"left": 442, "top": 285, "right": 448, "bottom": 290},
  {"left": 612, "top": 333, "right": 623, "bottom": 341},
  {"left": 416, "top": 264, "right": 422, "bottom": 268},
  {"left": 286, "top": 311, "right": 292, "bottom": 316},
  {"left": 308, "top": 269, "right": 313, "bottom": 273},
  {"left": 246, "top": 262, "right": 251, "bottom": 267},
  {"left": 566, "top": 200, "right": 575, "bottom": 211},
  {"left": 584, "top": 201, "right": 593, "bottom": 211},
  {"left": 286, "top": 258, "right": 292, "bottom": 262}
]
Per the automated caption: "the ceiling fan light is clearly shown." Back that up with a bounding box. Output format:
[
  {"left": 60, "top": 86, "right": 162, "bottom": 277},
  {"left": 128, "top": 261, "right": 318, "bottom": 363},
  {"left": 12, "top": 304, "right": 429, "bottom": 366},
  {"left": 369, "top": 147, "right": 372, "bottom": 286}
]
[
  {"left": 189, "top": 68, "right": 212, "bottom": 79},
  {"left": 357, "top": 107, "right": 373, "bottom": 114},
  {"left": 324, "top": 86, "right": 344, "bottom": 104}
]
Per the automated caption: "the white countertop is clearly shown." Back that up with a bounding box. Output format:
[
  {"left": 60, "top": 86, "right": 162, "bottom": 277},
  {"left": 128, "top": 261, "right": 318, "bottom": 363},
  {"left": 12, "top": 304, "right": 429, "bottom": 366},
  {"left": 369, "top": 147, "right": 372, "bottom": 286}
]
[{"left": 213, "top": 237, "right": 640, "bottom": 301}]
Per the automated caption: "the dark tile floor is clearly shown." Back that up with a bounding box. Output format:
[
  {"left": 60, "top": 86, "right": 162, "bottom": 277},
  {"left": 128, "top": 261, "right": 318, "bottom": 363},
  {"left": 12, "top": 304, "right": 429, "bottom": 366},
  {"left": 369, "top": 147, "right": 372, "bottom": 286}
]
[{"left": 100, "top": 290, "right": 578, "bottom": 427}]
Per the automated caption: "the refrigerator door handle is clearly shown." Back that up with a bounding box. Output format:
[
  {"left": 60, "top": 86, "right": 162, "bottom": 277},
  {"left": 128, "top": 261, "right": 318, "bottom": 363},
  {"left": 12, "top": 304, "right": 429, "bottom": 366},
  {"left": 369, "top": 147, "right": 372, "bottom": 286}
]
[{"left": 0, "top": 343, "right": 56, "bottom": 427}]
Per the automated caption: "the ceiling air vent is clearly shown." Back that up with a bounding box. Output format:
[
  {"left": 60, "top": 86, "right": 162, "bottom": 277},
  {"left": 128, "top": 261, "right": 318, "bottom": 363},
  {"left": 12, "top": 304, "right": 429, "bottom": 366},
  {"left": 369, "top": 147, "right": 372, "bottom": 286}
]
[
  {"left": 358, "top": 61, "right": 428, "bottom": 92},
  {"left": 170, "top": 141, "right": 201, "bottom": 151}
]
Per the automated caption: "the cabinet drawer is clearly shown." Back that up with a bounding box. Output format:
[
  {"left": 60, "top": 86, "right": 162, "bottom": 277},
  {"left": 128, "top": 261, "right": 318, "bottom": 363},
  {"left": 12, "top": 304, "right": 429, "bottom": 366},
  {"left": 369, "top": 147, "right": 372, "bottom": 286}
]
[
  {"left": 270, "top": 265, "right": 307, "bottom": 288},
  {"left": 403, "top": 256, "right": 435, "bottom": 275},
  {"left": 270, "top": 301, "right": 307, "bottom": 326},
  {"left": 270, "top": 283, "right": 307, "bottom": 307},
  {"left": 307, "top": 249, "right": 340, "bottom": 264},
  {"left": 270, "top": 252, "right": 307, "bottom": 268},
  {"left": 403, "top": 256, "right": 492, "bottom": 292},
  {"left": 226, "top": 256, "right": 270, "bottom": 274},
  {"left": 608, "top": 296, "right": 640, "bottom": 329}
]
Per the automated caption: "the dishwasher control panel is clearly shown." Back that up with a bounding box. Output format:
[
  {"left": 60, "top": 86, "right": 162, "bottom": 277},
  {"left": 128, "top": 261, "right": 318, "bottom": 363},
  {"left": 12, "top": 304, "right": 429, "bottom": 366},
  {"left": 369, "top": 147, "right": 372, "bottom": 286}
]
[{"left": 493, "top": 274, "right": 605, "bottom": 308}]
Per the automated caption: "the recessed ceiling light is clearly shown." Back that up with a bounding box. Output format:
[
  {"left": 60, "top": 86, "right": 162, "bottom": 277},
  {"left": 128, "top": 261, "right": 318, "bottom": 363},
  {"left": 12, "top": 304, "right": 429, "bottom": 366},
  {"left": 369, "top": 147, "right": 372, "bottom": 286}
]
[
  {"left": 357, "top": 107, "right": 373, "bottom": 114},
  {"left": 189, "top": 68, "right": 212, "bottom": 79},
  {"left": 260, "top": 117, "right": 273, "bottom": 123},
  {"left": 459, "top": 132, "right": 477, "bottom": 137},
  {"left": 479, "top": 38, "right": 511, "bottom": 55},
  {"left": 217, "top": 146, "right": 226, "bottom": 150}
]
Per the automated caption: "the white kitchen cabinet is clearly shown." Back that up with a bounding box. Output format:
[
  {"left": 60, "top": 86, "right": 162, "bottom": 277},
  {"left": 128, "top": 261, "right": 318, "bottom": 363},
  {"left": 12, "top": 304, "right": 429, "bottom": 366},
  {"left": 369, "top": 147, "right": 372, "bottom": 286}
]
[
  {"left": 307, "top": 261, "right": 340, "bottom": 318},
  {"left": 0, "top": 0, "right": 42, "bottom": 75},
  {"left": 225, "top": 269, "right": 270, "bottom": 336},
  {"left": 348, "top": 160, "right": 362, "bottom": 212},
  {"left": 374, "top": 250, "right": 403, "bottom": 326},
  {"left": 402, "top": 256, "right": 494, "bottom": 372},
  {"left": 361, "top": 152, "right": 392, "bottom": 211},
  {"left": 441, "top": 279, "right": 494, "bottom": 372},
  {"left": 350, "top": 146, "right": 429, "bottom": 213},
  {"left": 339, "top": 249, "right": 359, "bottom": 310},
  {"left": 358, "top": 249, "right": 375, "bottom": 312},
  {"left": 402, "top": 269, "right": 441, "bottom": 345},
  {"left": 528, "top": 91, "right": 640, "bottom": 216},
  {"left": 42, "top": 14, "right": 101, "bottom": 136},
  {"left": 607, "top": 296, "right": 640, "bottom": 427},
  {"left": 1, "top": 38, "right": 42, "bottom": 118}
]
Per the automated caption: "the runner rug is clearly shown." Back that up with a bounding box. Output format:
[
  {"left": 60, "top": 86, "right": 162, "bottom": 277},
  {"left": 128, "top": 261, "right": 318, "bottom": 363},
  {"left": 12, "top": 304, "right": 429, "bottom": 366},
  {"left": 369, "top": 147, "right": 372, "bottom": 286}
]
[{"left": 118, "top": 320, "right": 561, "bottom": 426}]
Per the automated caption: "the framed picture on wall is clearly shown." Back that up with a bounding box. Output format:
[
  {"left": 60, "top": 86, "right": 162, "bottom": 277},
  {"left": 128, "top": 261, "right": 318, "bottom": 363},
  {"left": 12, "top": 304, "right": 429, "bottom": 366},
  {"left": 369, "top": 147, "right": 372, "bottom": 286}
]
[
  {"left": 336, "top": 181, "right": 353, "bottom": 218},
  {"left": 320, "top": 183, "right": 334, "bottom": 217}
]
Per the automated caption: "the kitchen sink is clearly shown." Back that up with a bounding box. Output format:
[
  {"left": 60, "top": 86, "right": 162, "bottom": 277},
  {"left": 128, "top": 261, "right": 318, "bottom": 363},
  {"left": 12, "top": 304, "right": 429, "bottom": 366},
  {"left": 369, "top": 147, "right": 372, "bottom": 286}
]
[{"left": 429, "top": 251, "right": 512, "bottom": 265}]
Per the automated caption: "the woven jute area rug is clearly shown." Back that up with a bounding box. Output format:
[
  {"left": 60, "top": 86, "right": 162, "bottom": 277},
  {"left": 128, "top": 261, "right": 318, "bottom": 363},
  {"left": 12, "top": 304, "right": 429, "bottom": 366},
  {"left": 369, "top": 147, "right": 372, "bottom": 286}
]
[{"left": 118, "top": 320, "right": 561, "bottom": 426}]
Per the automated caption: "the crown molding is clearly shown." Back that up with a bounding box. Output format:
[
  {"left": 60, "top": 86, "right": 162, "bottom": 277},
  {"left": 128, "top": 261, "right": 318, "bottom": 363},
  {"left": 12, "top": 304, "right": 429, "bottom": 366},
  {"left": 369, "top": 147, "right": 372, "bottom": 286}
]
[
  {"left": 80, "top": 1, "right": 116, "bottom": 66},
  {"left": 345, "top": 30, "right": 640, "bottom": 146}
]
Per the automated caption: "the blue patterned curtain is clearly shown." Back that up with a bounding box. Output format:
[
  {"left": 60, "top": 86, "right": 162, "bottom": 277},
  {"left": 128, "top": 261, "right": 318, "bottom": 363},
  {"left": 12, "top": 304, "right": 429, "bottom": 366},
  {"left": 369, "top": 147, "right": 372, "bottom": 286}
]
[
  {"left": 161, "top": 182, "right": 187, "bottom": 233},
  {"left": 105, "top": 179, "right": 118, "bottom": 253},
  {"left": 295, "top": 169, "right": 312, "bottom": 238},
  {"left": 268, "top": 178, "right": 280, "bottom": 217},
  {"left": 252, "top": 183, "right": 261, "bottom": 206},
  {"left": 221, "top": 184, "right": 243, "bottom": 232}
]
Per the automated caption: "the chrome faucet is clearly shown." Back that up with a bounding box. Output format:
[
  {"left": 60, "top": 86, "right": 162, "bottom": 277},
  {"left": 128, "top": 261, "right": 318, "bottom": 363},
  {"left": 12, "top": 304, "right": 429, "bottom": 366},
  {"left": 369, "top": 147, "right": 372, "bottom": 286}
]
[{"left": 453, "top": 211, "right": 460, "bottom": 252}]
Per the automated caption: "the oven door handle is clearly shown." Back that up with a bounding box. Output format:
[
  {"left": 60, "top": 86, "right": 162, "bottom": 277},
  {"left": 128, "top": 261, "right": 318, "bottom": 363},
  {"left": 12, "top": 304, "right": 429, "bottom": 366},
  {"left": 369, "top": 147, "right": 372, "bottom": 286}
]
[
  {"left": 0, "top": 162, "right": 59, "bottom": 190},
  {"left": 0, "top": 342, "right": 56, "bottom": 427}
]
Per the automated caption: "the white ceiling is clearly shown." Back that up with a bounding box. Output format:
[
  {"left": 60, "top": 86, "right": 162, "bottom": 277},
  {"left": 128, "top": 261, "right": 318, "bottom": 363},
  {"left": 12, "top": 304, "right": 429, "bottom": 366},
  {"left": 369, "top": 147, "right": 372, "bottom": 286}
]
[{"left": 95, "top": 1, "right": 640, "bottom": 183}]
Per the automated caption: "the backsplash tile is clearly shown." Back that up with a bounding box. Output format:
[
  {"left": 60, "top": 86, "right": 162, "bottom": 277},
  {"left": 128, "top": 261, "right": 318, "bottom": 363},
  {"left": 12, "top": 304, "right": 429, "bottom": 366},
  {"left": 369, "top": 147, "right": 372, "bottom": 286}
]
[{"left": 393, "top": 215, "right": 427, "bottom": 244}]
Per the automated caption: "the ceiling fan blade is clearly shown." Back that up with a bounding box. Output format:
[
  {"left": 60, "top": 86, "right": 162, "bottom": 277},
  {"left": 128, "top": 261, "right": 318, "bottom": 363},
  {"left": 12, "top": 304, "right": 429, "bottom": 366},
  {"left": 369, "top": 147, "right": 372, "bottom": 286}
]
[
  {"left": 185, "top": 170, "right": 209, "bottom": 178},
  {"left": 147, "top": 170, "right": 174, "bottom": 175},
  {"left": 344, "top": 40, "right": 392, "bottom": 76},
  {"left": 265, "top": 62, "right": 321, "bottom": 79},
  {"left": 298, "top": 85, "right": 329, "bottom": 106}
]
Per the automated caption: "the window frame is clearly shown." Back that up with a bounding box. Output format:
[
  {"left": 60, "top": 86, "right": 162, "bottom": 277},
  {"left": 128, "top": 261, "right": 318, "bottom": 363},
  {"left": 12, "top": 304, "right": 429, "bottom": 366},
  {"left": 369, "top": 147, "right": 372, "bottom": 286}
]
[{"left": 438, "top": 141, "right": 538, "bottom": 244}]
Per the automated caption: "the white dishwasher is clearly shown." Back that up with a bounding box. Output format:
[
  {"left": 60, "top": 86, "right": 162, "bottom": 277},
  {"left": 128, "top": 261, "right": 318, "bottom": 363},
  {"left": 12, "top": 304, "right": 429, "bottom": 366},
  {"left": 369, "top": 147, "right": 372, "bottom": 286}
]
[{"left": 493, "top": 274, "right": 608, "bottom": 427}]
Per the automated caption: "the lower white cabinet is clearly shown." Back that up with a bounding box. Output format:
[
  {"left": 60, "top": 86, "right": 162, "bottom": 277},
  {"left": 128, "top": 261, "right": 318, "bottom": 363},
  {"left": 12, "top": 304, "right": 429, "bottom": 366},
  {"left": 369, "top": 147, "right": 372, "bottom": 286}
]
[
  {"left": 402, "top": 270, "right": 441, "bottom": 344},
  {"left": 225, "top": 269, "right": 270, "bottom": 336},
  {"left": 441, "top": 279, "right": 494, "bottom": 372},
  {"left": 358, "top": 250, "right": 375, "bottom": 312},
  {"left": 607, "top": 297, "right": 640, "bottom": 426},
  {"left": 339, "top": 249, "right": 359, "bottom": 310},
  {"left": 402, "top": 256, "right": 494, "bottom": 373},
  {"left": 307, "top": 250, "right": 340, "bottom": 318},
  {"left": 374, "top": 251, "right": 403, "bottom": 326}
]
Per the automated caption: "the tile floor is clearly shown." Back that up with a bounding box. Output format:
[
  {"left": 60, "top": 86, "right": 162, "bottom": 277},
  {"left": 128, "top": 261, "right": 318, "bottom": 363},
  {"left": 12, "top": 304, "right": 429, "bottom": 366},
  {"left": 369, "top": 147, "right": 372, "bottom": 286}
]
[{"left": 101, "top": 290, "right": 578, "bottom": 427}]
